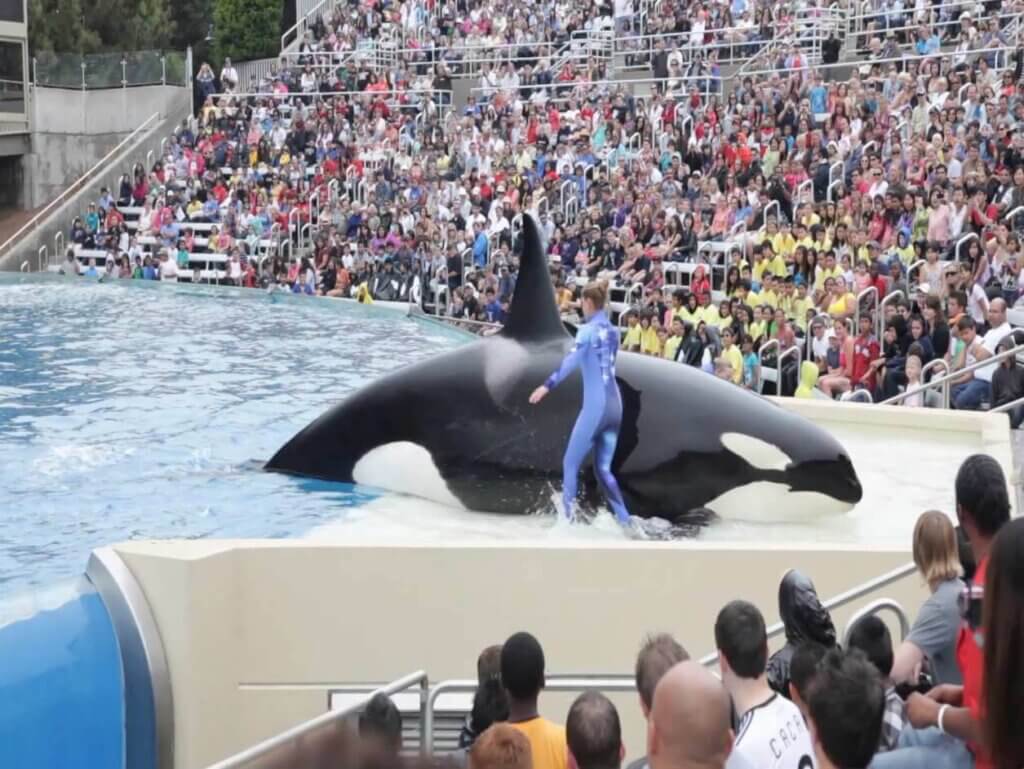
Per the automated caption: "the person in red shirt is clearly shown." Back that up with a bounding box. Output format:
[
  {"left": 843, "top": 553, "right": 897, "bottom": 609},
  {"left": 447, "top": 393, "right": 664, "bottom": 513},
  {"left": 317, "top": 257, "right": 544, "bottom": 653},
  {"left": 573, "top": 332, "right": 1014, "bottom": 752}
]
[
  {"left": 851, "top": 314, "right": 881, "bottom": 392},
  {"left": 980, "top": 517, "right": 1024, "bottom": 769},
  {"left": 874, "top": 455, "right": 1010, "bottom": 769}
]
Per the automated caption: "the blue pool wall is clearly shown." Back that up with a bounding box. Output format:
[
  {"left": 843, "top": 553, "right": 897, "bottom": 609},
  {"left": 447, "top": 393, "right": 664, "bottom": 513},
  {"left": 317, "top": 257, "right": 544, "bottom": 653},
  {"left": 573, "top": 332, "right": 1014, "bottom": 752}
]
[{"left": 0, "top": 578, "right": 134, "bottom": 769}]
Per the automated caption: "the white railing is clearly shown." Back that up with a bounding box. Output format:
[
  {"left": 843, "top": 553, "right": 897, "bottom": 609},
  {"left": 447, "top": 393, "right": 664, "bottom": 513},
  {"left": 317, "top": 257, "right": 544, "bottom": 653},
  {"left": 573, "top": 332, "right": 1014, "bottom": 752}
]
[
  {"left": 0, "top": 111, "right": 162, "bottom": 265},
  {"left": 205, "top": 671, "right": 429, "bottom": 769}
]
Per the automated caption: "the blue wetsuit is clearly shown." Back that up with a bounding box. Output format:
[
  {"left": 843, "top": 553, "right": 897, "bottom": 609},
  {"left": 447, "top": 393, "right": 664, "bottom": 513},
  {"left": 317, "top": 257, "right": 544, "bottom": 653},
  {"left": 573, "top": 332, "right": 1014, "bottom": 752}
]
[{"left": 544, "top": 309, "right": 631, "bottom": 523}]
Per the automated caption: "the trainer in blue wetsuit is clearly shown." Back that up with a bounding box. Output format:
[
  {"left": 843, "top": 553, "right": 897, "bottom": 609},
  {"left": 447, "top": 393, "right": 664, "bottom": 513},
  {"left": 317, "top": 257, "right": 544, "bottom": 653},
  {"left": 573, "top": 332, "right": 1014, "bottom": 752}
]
[{"left": 530, "top": 291, "right": 631, "bottom": 523}]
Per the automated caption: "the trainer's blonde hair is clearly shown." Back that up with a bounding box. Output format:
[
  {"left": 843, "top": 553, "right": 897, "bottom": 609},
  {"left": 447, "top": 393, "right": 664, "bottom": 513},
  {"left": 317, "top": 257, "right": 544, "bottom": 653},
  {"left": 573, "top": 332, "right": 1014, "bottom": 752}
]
[
  {"left": 582, "top": 280, "right": 609, "bottom": 309},
  {"left": 912, "top": 510, "right": 962, "bottom": 586}
]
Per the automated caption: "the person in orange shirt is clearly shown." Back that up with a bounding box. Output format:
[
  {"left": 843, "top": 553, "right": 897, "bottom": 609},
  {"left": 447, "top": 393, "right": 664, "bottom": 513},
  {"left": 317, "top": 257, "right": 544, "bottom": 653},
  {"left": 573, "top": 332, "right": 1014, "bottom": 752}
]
[{"left": 502, "top": 632, "right": 568, "bottom": 769}]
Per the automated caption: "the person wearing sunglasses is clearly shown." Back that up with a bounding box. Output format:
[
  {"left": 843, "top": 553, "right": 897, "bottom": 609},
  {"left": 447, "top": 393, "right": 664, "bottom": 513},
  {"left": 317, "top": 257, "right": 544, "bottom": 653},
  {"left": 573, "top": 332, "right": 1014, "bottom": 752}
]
[{"left": 871, "top": 455, "right": 1010, "bottom": 769}]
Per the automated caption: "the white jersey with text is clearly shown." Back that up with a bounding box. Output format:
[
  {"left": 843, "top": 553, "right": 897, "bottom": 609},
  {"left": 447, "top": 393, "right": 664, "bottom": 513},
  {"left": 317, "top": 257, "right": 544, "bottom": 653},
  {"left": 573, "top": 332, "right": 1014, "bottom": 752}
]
[{"left": 734, "top": 693, "right": 815, "bottom": 769}]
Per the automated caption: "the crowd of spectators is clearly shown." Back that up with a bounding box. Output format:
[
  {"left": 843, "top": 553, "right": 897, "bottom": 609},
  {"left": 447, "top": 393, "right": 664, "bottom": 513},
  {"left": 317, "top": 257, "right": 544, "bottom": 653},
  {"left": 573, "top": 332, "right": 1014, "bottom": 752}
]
[
  {"left": 288, "top": 454, "right": 1022, "bottom": 769},
  {"left": 58, "top": 0, "right": 1024, "bottom": 413}
]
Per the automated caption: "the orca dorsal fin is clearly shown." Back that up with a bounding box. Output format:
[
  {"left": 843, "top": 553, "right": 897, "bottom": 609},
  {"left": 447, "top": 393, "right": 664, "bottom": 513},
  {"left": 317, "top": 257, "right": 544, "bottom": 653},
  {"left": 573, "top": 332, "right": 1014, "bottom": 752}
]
[{"left": 501, "top": 213, "right": 571, "bottom": 342}]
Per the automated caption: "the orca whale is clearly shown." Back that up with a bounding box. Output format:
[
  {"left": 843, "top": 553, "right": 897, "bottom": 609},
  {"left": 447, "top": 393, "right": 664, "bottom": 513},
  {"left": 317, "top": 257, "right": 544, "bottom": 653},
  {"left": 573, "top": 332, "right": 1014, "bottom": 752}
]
[{"left": 266, "top": 214, "right": 863, "bottom": 526}]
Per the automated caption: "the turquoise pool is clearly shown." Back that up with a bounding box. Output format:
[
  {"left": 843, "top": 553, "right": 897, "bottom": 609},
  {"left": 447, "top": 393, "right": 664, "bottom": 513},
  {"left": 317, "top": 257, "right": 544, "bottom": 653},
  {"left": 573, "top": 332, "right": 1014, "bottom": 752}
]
[{"left": 0, "top": 274, "right": 467, "bottom": 596}]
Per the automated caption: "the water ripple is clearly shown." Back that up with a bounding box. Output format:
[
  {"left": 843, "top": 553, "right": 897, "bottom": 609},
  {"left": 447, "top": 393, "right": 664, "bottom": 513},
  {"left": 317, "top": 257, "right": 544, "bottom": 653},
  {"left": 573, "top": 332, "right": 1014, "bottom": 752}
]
[{"left": 0, "top": 275, "right": 465, "bottom": 596}]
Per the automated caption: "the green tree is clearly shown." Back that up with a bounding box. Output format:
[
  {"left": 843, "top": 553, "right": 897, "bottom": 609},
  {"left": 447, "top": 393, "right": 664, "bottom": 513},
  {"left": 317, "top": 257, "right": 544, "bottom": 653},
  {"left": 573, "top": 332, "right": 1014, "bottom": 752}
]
[
  {"left": 170, "top": 0, "right": 213, "bottom": 52},
  {"left": 28, "top": 0, "right": 102, "bottom": 54},
  {"left": 29, "top": 0, "right": 177, "bottom": 54},
  {"left": 212, "top": 0, "right": 280, "bottom": 64}
]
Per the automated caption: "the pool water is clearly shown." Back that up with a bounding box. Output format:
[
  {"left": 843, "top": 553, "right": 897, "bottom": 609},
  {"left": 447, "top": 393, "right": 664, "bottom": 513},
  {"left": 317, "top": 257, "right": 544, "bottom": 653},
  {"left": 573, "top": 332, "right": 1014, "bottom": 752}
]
[
  {"left": 0, "top": 275, "right": 466, "bottom": 596},
  {"left": 0, "top": 274, "right": 971, "bottom": 600}
]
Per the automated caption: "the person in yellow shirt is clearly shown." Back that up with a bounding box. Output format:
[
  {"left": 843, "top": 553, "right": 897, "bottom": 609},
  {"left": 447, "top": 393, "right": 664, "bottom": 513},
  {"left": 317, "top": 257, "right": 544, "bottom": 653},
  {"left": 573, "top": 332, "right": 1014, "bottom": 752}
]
[
  {"left": 622, "top": 312, "right": 642, "bottom": 351},
  {"left": 791, "top": 279, "right": 814, "bottom": 333},
  {"left": 771, "top": 222, "right": 796, "bottom": 260},
  {"left": 793, "top": 223, "right": 815, "bottom": 252},
  {"left": 678, "top": 293, "right": 701, "bottom": 327},
  {"left": 810, "top": 224, "right": 832, "bottom": 254},
  {"left": 720, "top": 326, "right": 744, "bottom": 384},
  {"left": 765, "top": 242, "right": 788, "bottom": 279},
  {"left": 757, "top": 274, "right": 779, "bottom": 309},
  {"left": 775, "top": 275, "right": 795, "bottom": 319},
  {"left": 815, "top": 251, "right": 843, "bottom": 292},
  {"left": 502, "top": 633, "right": 568, "bottom": 769},
  {"left": 696, "top": 294, "right": 721, "bottom": 326},
  {"left": 663, "top": 317, "right": 685, "bottom": 360},
  {"left": 754, "top": 218, "right": 778, "bottom": 248},
  {"left": 797, "top": 201, "right": 821, "bottom": 230},
  {"left": 752, "top": 248, "right": 774, "bottom": 286},
  {"left": 640, "top": 314, "right": 661, "bottom": 355}
]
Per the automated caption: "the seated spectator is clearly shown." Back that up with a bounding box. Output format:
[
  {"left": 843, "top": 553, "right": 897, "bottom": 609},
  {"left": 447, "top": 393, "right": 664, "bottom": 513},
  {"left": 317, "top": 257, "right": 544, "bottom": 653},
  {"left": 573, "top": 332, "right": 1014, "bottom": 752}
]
[
  {"left": 626, "top": 633, "right": 689, "bottom": 769},
  {"left": 715, "top": 600, "right": 814, "bottom": 769},
  {"left": 459, "top": 645, "right": 510, "bottom": 755},
  {"left": 647, "top": 661, "right": 747, "bottom": 769},
  {"left": 808, "top": 650, "right": 885, "bottom": 769},
  {"left": 501, "top": 632, "right": 567, "bottom": 769},
  {"left": 566, "top": 691, "right": 622, "bottom": 769},
  {"left": 358, "top": 692, "right": 401, "bottom": 757},
  {"left": 873, "top": 455, "right": 1011, "bottom": 769},
  {"left": 847, "top": 616, "right": 906, "bottom": 752},
  {"left": 981, "top": 517, "right": 1024, "bottom": 769},
  {"left": 991, "top": 337, "right": 1024, "bottom": 428},
  {"left": 949, "top": 316, "right": 994, "bottom": 410},
  {"left": 767, "top": 570, "right": 838, "bottom": 697},
  {"left": 471, "top": 724, "right": 534, "bottom": 769},
  {"left": 787, "top": 641, "right": 829, "bottom": 721},
  {"left": 891, "top": 511, "right": 964, "bottom": 688}
]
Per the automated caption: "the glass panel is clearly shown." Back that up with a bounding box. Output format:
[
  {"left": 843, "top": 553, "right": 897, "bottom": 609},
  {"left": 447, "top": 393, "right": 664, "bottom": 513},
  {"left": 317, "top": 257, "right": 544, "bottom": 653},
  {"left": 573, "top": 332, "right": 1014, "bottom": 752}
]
[
  {"left": 0, "top": 40, "right": 23, "bottom": 112},
  {"left": 123, "top": 50, "right": 165, "bottom": 86},
  {"left": 0, "top": 0, "right": 24, "bottom": 23},
  {"left": 83, "top": 51, "right": 125, "bottom": 89},
  {"left": 34, "top": 51, "right": 84, "bottom": 89},
  {"left": 163, "top": 50, "right": 187, "bottom": 87}
]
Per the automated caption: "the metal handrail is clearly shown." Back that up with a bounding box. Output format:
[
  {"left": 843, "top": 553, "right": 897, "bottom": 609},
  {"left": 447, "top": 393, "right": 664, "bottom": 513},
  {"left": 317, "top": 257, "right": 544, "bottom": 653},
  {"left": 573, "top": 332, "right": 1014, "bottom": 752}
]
[
  {"left": 954, "top": 232, "right": 978, "bottom": 263},
  {"left": 726, "top": 44, "right": 1016, "bottom": 83},
  {"left": 1004, "top": 205, "right": 1024, "bottom": 228},
  {"left": 805, "top": 312, "right": 832, "bottom": 361},
  {"left": 841, "top": 599, "right": 911, "bottom": 649},
  {"left": 920, "top": 357, "right": 952, "bottom": 407},
  {"left": 416, "top": 562, "right": 919, "bottom": 745},
  {"left": 757, "top": 338, "right": 781, "bottom": 393},
  {"left": 697, "top": 562, "right": 917, "bottom": 668},
  {"left": 0, "top": 111, "right": 161, "bottom": 259},
  {"left": 877, "top": 290, "right": 905, "bottom": 341},
  {"left": 205, "top": 670, "right": 429, "bottom": 769},
  {"left": 907, "top": 259, "right": 927, "bottom": 292},
  {"left": 854, "top": 286, "right": 878, "bottom": 332},
  {"left": 992, "top": 394, "right": 1024, "bottom": 414},
  {"left": 880, "top": 337, "right": 1024, "bottom": 406},
  {"left": 424, "top": 676, "right": 641, "bottom": 750},
  {"left": 841, "top": 389, "right": 873, "bottom": 403}
]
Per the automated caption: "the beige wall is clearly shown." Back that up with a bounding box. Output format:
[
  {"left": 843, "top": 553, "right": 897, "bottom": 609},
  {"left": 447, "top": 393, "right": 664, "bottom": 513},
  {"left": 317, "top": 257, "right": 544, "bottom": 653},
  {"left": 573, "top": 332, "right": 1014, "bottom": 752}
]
[
  {"left": 112, "top": 403, "right": 1017, "bottom": 769},
  {"left": 118, "top": 540, "right": 924, "bottom": 769}
]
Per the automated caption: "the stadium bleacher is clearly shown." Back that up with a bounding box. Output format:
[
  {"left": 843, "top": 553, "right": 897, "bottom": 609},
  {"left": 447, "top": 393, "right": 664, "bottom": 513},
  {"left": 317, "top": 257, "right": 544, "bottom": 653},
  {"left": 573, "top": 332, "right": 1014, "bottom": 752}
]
[{"left": 51, "top": 0, "right": 1024, "bottom": 410}]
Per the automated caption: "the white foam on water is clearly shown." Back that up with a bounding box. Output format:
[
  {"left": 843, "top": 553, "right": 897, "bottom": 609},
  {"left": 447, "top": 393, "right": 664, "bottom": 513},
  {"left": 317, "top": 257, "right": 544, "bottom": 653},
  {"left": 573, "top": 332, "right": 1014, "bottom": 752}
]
[{"left": 0, "top": 577, "right": 88, "bottom": 631}]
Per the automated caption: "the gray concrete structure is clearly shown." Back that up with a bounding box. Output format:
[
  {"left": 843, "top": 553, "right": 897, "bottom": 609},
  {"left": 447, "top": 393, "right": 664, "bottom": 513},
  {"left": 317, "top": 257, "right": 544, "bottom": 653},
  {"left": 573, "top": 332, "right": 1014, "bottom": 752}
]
[
  {"left": 23, "top": 85, "right": 188, "bottom": 209},
  {"left": 0, "top": 88, "right": 192, "bottom": 273}
]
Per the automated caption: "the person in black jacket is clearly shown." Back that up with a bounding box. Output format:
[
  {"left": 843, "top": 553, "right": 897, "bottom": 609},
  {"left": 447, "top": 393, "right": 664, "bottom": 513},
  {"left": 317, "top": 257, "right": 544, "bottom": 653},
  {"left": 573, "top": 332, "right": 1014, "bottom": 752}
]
[
  {"left": 766, "top": 570, "right": 839, "bottom": 697},
  {"left": 992, "top": 339, "right": 1024, "bottom": 427}
]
